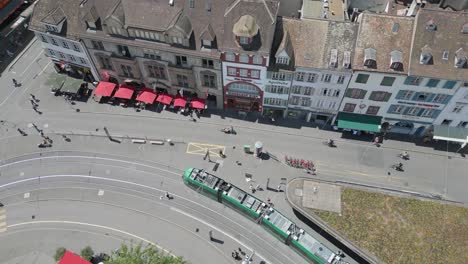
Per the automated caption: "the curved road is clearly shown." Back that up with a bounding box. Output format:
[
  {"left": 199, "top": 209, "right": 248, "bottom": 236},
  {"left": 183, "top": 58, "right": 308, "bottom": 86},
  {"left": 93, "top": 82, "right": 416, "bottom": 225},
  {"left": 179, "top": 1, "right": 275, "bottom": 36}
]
[{"left": 0, "top": 152, "right": 309, "bottom": 264}]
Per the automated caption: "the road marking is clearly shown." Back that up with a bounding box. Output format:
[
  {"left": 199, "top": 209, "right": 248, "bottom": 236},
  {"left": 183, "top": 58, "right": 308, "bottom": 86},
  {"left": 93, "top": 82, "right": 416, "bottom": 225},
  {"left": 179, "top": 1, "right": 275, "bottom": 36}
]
[
  {"left": 24, "top": 192, "right": 30, "bottom": 199},
  {"left": 98, "top": 189, "right": 104, "bottom": 196},
  {"left": 186, "top": 142, "right": 225, "bottom": 157},
  {"left": 0, "top": 208, "right": 6, "bottom": 233},
  {"left": 170, "top": 207, "right": 273, "bottom": 264},
  {"left": 7, "top": 220, "right": 172, "bottom": 255}
]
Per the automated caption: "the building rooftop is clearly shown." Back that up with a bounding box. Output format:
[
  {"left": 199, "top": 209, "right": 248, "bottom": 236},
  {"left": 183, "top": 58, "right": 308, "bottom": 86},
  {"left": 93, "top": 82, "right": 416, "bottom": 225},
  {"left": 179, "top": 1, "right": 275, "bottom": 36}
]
[
  {"left": 353, "top": 13, "right": 414, "bottom": 74},
  {"left": 301, "top": 0, "right": 347, "bottom": 21},
  {"left": 408, "top": 8, "right": 468, "bottom": 81},
  {"left": 275, "top": 17, "right": 356, "bottom": 71}
]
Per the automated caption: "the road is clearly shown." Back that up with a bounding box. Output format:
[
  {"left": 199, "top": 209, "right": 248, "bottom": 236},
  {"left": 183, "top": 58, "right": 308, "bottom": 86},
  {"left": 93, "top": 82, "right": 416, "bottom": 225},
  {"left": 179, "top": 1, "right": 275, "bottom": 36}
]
[{"left": 0, "top": 37, "right": 466, "bottom": 263}]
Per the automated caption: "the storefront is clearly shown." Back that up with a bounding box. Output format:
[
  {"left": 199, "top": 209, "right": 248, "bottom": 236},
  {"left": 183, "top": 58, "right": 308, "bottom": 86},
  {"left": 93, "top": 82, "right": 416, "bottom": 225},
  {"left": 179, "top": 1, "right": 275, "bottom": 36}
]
[
  {"left": 336, "top": 112, "right": 382, "bottom": 133},
  {"left": 224, "top": 82, "right": 263, "bottom": 112},
  {"left": 53, "top": 60, "right": 95, "bottom": 83}
]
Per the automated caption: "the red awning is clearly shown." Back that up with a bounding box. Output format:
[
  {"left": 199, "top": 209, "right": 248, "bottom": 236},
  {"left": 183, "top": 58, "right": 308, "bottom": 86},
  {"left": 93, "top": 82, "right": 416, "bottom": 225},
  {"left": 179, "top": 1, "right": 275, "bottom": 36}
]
[
  {"left": 190, "top": 98, "right": 206, "bottom": 109},
  {"left": 113, "top": 84, "right": 134, "bottom": 99},
  {"left": 173, "top": 96, "right": 187, "bottom": 107},
  {"left": 156, "top": 94, "right": 173, "bottom": 105},
  {"left": 136, "top": 88, "right": 157, "bottom": 104},
  {"left": 58, "top": 251, "right": 91, "bottom": 264},
  {"left": 94, "top": 81, "right": 116, "bottom": 97}
]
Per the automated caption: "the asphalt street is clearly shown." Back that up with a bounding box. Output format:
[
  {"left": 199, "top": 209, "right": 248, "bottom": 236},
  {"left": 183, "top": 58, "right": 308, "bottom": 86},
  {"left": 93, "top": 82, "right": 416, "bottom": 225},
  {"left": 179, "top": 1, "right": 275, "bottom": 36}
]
[{"left": 0, "top": 37, "right": 467, "bottom": 263}]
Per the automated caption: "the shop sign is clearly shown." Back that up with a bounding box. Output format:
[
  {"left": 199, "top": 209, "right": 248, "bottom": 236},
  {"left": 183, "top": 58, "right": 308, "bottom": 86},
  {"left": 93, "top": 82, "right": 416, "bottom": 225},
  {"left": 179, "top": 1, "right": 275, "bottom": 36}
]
[{"left": 397, "top": 101, "right": 440, "bottom": 108}]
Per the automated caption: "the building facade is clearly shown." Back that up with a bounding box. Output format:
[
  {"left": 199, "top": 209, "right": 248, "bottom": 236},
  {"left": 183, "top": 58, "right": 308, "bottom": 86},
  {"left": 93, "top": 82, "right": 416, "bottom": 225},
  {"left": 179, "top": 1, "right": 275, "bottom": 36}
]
[{"left": 29, "top": 1, "right": 99, "bottom": 82}]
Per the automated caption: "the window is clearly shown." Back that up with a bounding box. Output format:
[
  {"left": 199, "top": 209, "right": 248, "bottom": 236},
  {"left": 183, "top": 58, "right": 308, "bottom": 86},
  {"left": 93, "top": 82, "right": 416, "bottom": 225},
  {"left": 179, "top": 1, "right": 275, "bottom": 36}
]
[
  {"left": 189, "top": 0, "right": 194, "bottom": 8},
  {"left": 120, "top": 65, "right": 134, "bottom": 78},
  {"left": 172, "top": 37, "right": 183, "bottom": 45},
  {"left": 441, "top": 119, "right": 452, "bottom": 125},
  {"left": 98, "top": 56, "right": 112, "bottom": 70},
  {"left": 147, "top": 65, "right": 166, "bottom": 79},
  {"left": 253, "top": 56, "right": 263, "bottom": 65},
  {"left": 175, "top": 55, "right": 188, "bottom": 66},
  {"left": 369, "top": 91, "right": 391, "bottom": 102},
  {"left": 457, "top": 121, "right": 468, "bottom": 128},
  {"left": 72, "top": 43, "right": 80, "bottom": 52},
  {"left": 366, "top": 106, "right": 380, "bottom": 115},
  {"left": 421, "top": 108, "right": 435, "bottom": 117},
  {"left": 227, "top": 67, "right": 236, "bottom": 76},
  {"left": 289, "top": 96, "right": 300, "bottom": 105},
  {"left": 388, "top": 105, "right": 405, "bottom": 114},
  {"left": 251, "top": 70, "right": 260, "bottom": 79},
  {"left": 271, "top": 72, "right": 286, "bottom": 80},
  {"left": 110, "top": 27, "right": 122, "bottom": 35},
  {"left": 60, "top": 41, "right": 69, "bottom": 49},
  {"left": 143, "top": 50, "right": 161, "bottom": 60},
  {"left": 426, "top": 79, "right": 440, "bottom": 87},
  {"left": 51, "top": 37, "right": 58, "bottom": 46},
  {"left": 396, "top": 90, "right": 413, "bottom": 100},
  {"left": 304, "top": 87, "right": 312, "bottom": 95},
  {"left": 117, "top": 45, "right": 130, "bottom": 57},
  {"left": 47, "top": 49, "right": 55, "bottom": 56},
  {"left": 91, "top": 40, "right": 104, "bottom": 50},
  {"left": 332, "top": 90, "right": 340, "bottom": 97},
  {"left": 202, "top": 39, "right": 211, "bottom": 48},
  {"left": 239, "top": 54, "right": 249, "bottom": 63},
  {"left": 203, "top": 74, "right": 216, "bottom": 88},
  {"left": 433, "top": 94, "right": 448, "bottom": 104},
  {"left": 276, "top": 56, "right": 289, "bottom": 64},
  {"left": 45, "top": 25, "right": 58, "bottom": 32},
  {"left": 225, "top": 53, "right": 235, "bottom": 61},
  {"left": 239, "top": 69, "right": 248, "bottom": 77},
  {"left": 345, "top": 88, "right": 366, "bottom": 99},
  {"left": 337, "top": 75, "right": 345, "bottom": 84},
  {"left": 322, "top": 88, "right": 328, "bottom": 96},
  {"left": 68, "top": 55, "right": 76, "bottom": 62},
  {"left": 307, "top": 73, "right": 317, "bottom": 83},
  {"left": 380, "top": 76, "right": 395, "bottom": 86},
  {"left": 322, "top": 74, "right": 332, "bottom": 83},
  {"left": 355, "top": 74, "right": 369, "bottom": 84},
  {"left": 406, "top": 107, "right": 420, "bottom": 116},
  {"left": 416, "top": 93, "right": 429, "bottom": 101},
  {"left": 343, "top": 103, "right": 356, "bottom": 112},
  {"left": 58, "top": 52, "right": 65, "bottom": 59},
  {"left": 202, "top": 59, "right": 214, "bottom": 68},
  {"left": 443, "top": 81, "right": 457, "bottom": 89},
  {"left": 291, "top": 86, "right": 302, "bottom": 94},
  {"left": 452, "top": 104, "right": 465, "bottom": 113},
  {"left": 264, "top": 98, "right": 287, "bottom": 106},
  {"left": 404, "top": 76, "right": 423, "bottom": 85},
  {"left": 239, "top": 36, "right": 250, "bottom": 45},
  {"left": 301, "top": 97, "right": 311, "bottom": 107},
  {"left": 40, "top": 34, "right": 48, "bottom": 43},
  {"left": 176, "top": 74, "right": 189, "bottom": 87},
  {"left": 295, "top": 72, "right": 304, "bottom": 81},
  {"left": 266, "top": 85, "right": 288, "bottom": 94},
  {"left": 78, "top": 57, "right": 86, "bottom": 64}
]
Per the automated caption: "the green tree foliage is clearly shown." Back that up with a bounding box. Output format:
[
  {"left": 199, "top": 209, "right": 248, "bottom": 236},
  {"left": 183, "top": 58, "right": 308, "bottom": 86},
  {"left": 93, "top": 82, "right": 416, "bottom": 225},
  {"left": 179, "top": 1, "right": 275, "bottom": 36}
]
[
  {"left": 54, "top": 247, "right": 67, "bottom": 261},
  {"left": 80, "top": 246, "right": 94, "bottom": 261},
  {"left": 106, "top": 243, "right": 187, "bottom": 264}
]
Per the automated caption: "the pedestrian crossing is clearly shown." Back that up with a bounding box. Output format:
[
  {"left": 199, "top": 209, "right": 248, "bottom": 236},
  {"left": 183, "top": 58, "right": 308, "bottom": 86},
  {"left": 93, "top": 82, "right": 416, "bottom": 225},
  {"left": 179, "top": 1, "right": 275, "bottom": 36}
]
[{"left": 0, "top": 208, "right": 6, "bottom": 233}]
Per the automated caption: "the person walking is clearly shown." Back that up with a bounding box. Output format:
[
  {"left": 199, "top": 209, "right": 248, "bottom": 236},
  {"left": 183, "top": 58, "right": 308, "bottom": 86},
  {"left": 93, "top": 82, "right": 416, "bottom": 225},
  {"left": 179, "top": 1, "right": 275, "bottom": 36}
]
[{"left": 12, "top": 78, "right": 18, "bottom": 87}]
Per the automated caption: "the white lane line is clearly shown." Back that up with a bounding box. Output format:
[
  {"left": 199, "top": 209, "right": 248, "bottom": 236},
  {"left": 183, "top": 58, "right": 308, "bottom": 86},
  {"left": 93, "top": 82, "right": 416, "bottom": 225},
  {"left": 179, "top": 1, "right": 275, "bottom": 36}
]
[
  {"left": 7, "top": 220, "right": 172, "bottom": 255},
  {"left": 171, "top": 207, "right": 272, "bottom": 264},
  {"left": 0, "top": 155, "right": 181, "bottom": 176},
  {"left": 19, "top": 50, "right": 45, "bottom": 76},
  {"left": 0, "top": 86, "right": 19, "bottom": 108}
]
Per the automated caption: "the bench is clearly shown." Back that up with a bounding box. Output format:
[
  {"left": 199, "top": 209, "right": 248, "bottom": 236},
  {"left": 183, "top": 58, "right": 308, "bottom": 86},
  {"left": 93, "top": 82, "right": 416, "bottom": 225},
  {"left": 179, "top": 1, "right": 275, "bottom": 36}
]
[
  {"left": 150, "top": 140, "right": 165, "bottom": 145},
  {"left": 131, "top": 139, "right": 146, "bottom": 144}
]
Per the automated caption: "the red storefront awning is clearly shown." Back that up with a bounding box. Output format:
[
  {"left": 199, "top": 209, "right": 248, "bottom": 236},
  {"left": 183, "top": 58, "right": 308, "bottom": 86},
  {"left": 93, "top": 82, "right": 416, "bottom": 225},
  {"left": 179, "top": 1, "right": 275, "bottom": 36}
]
[
  {"left": 58, "top": 251, "right": 91, "bottom": 264},
  {"left": 190, "top": 98, "right": 206, "bottom": 109},
  {"left": 136, "top": 88, "right": 157, "bottom": 104},
  {"left": 173, "top": 96, "right": 187, "bottom": 107},
  {"left": 156, "top": 94, "right": 173, "bottom": 105},
  {"left": 113, "top": 84, "right": 134, "bottom": 99},
  {"left": 94, "top": 81, "right": 116, "bottom": 97}
]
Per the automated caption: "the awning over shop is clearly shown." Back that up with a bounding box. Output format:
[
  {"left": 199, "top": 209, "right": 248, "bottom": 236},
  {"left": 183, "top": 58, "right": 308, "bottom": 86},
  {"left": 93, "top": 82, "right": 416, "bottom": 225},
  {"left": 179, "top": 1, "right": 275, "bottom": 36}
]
[
  {"left": 113, "top": 84, "right": 134, "bottom": 99},
  {"left": 190, "top": 98, "right": 206, "bottom": 109},
  {"left": 337, "top": 112, "right": 382, "bottom": 132},
  {"left": 94, "top": 81, "right": 116, "bottom": 97},
  {"left": 58, "top": 251, "right": 91, "bottom": 264},
  {"left": 173, "top": 96, "right": 187, "bottom": 107},
  {"left": 433, "top": 125, "right": 468, "bottom": 145},
  {"left": 156, "top": 93, "right": 173, "bottom": 105},
  {"left": 60, "top": 77, "right": 83, "bottom": 94},
  {"left": 136, "top": 88, "right": 157, "bottom": 104}
]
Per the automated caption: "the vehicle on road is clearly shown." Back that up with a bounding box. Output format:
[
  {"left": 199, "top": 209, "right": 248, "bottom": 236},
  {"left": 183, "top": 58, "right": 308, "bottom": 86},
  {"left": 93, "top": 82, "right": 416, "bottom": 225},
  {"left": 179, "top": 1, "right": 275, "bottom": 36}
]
[{"left": 183, "top": 168, "right": 347, "bottom": 264}]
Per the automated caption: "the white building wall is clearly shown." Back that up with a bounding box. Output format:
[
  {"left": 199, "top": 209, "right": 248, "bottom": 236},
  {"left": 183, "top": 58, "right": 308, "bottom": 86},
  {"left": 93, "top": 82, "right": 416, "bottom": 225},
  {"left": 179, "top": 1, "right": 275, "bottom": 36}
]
[
  {"left": 222, "top": 61, "right": 268, "bottom": 90},
  {"left": 434, "top": 85, "right": 468, "bottom": 128}
]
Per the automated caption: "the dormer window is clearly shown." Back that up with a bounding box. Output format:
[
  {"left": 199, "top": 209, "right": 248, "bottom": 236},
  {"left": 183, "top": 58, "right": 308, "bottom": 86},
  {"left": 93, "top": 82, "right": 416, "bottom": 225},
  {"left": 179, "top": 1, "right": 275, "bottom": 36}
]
[
  {"left": 455, "top": 48, "right": 467, "bottom": 68},
  {"left": 202, "top": 40, "right": 212, "bottom": 48},
  {"left": 420, "top": 52, "right": 432, "bottom": 65},
  {"left": 463, "top": 23, "right": 468, "bottom": 34},
  {"left": 233, "top": 15, "right": 259, "bottom": 48},
  {"left": 276, "top": 56, "right": 289, "bottom": 65},
  {"left": 390, "top": 50, "right": 403, "bottom": 71},
  {"left": 426, "top": 19, "right": 437, "bottom": 31},
  {"left": 200, "top": 24, "right": 216, "bottom": 50},
  {"left": 364, "top": 48, "right": 376, "bottom": 68},
  {"left": 329, "top": 49, "right": 338, "bottom": 68},
  {"left": 45, "top": 25, "right": 59, "bottom": 32}
]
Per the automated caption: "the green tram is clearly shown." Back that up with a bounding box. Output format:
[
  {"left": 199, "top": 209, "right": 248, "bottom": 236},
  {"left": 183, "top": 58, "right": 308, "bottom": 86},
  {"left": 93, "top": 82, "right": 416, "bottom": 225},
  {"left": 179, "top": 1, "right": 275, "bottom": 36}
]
[{"left": 183, "top": 168, "right": 345, "bottom": 264}]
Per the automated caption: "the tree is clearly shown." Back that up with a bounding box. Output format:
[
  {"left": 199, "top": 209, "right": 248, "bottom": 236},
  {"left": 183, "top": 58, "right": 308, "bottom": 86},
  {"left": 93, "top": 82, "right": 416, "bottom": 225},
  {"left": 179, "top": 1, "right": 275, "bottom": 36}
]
[
  {"left": 106, "top": 243, "right": 187, "bottom": 264},
  {"left": 81, "top": 246, "right": 94, "bottom": 261},
  {"left": 54, "top": 247, "right": 67, "bottom": 261}
]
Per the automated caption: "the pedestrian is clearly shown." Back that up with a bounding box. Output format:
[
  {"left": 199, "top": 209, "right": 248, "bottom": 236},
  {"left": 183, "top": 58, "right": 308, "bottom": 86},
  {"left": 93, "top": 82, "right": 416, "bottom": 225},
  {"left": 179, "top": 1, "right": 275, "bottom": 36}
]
[
  {"left": 30, "top": 99, "right": 37, "bottom": 106},
  {"left": 12, "top": 78, "right": 18, "bottom": 87},
  {"left": 277, "top": 185, "right": 281, "bottom": 192},
  {"left": 165, "top": 192, "right": 170, "bottom": 199},
  {"left": 159, "top": 195, "right": 163, "bottom": 200},
  {"left": 30, "top": 94, "right": 38, "bottom": 102},
  {"left": 267, "top": 198, "right": 271, "bottom": 204}
]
